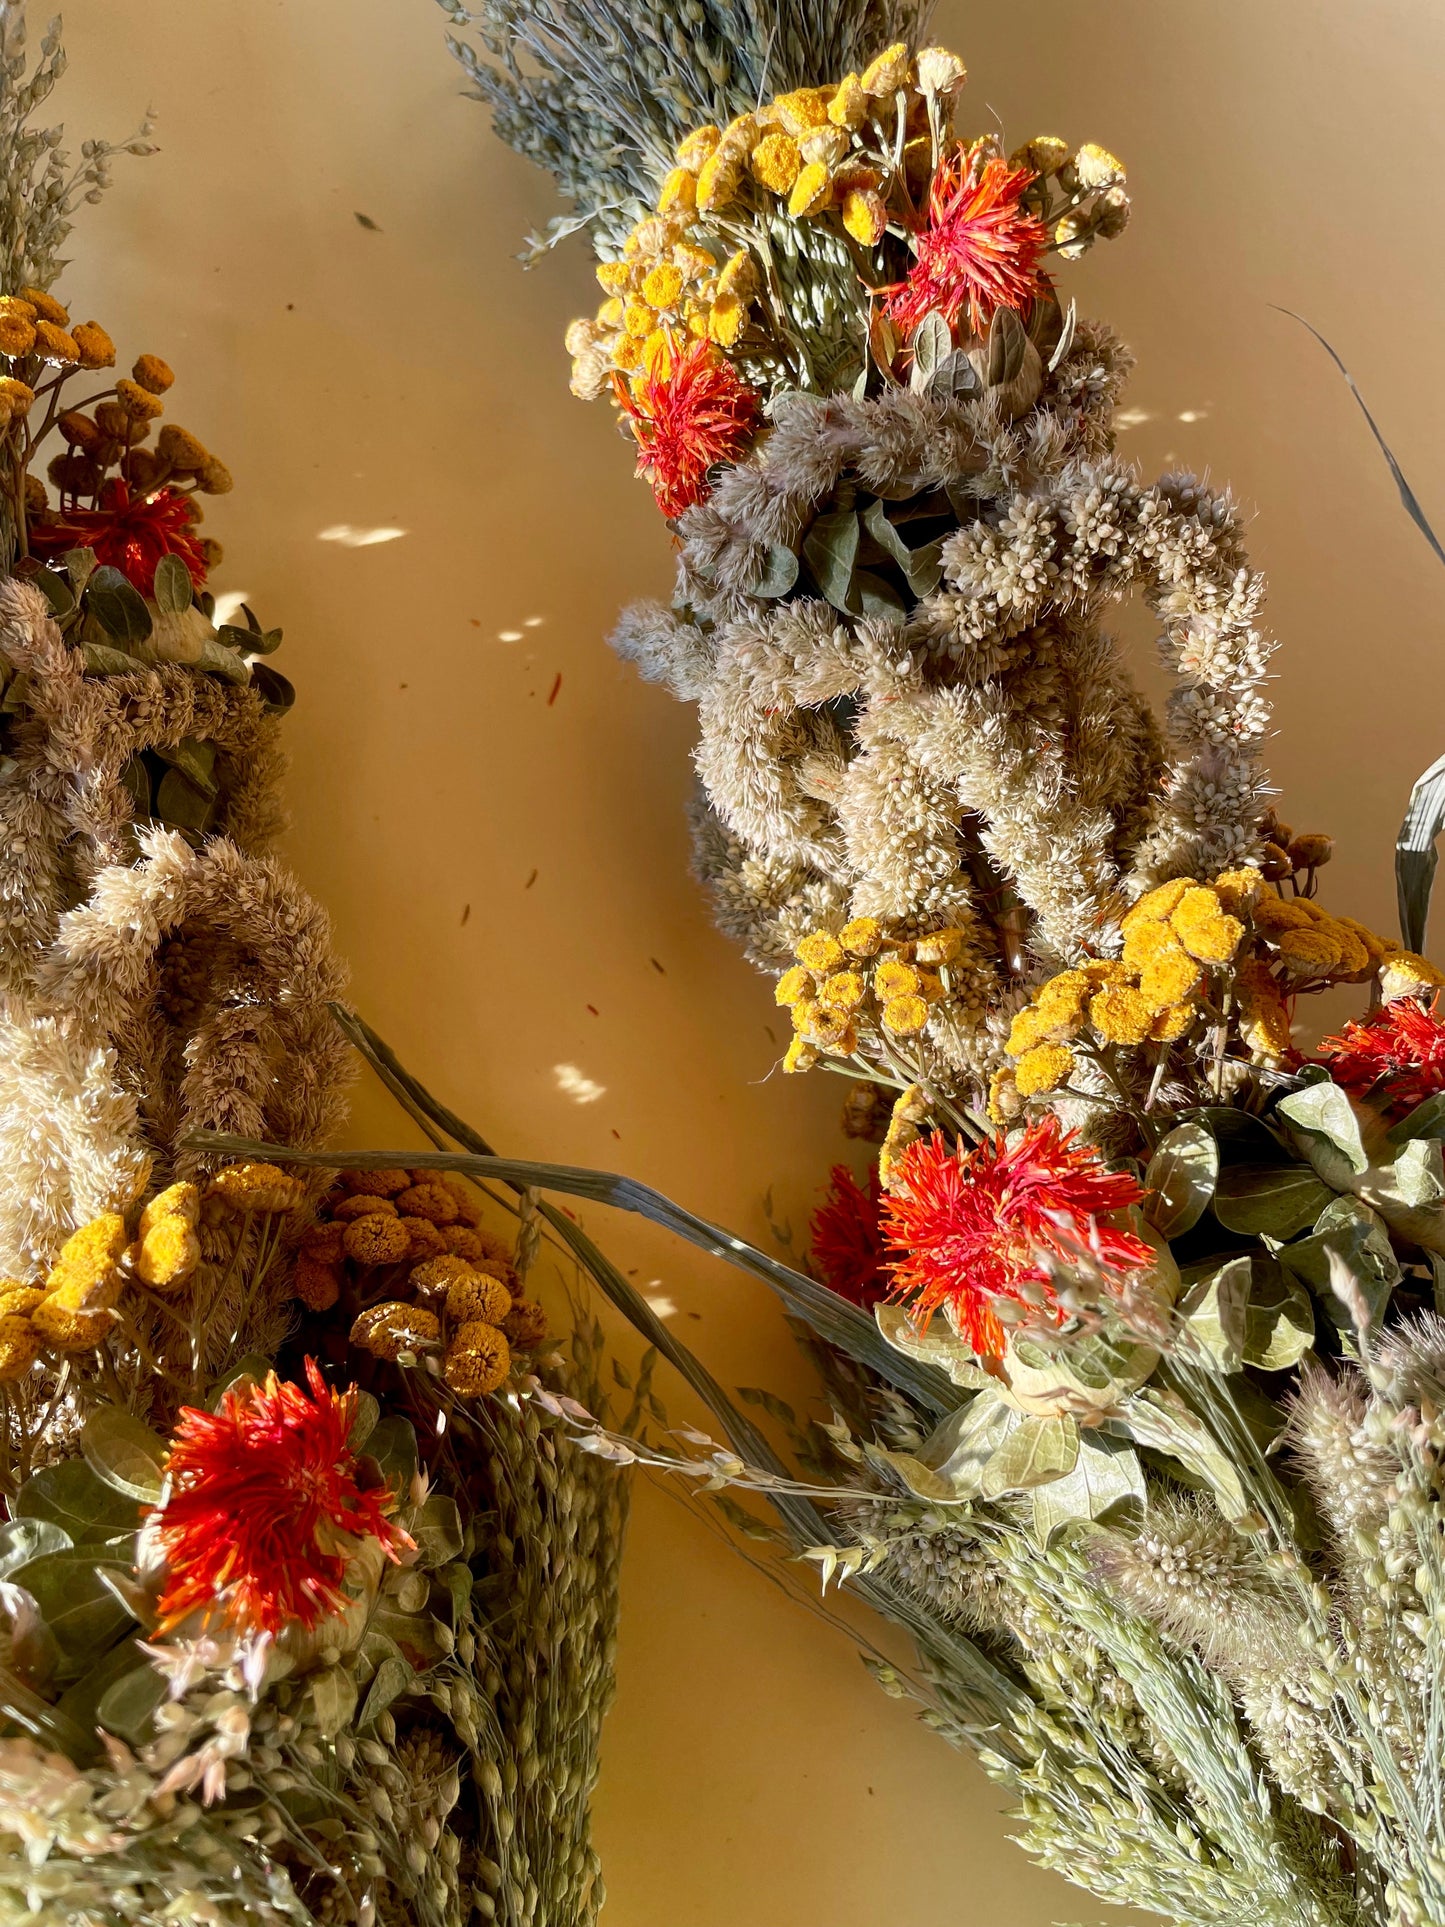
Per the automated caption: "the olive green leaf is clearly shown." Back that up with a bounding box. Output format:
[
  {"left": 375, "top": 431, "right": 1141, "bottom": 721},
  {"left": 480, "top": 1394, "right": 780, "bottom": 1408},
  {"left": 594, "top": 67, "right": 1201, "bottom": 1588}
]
[
  {"left": 908, "top": 311, "right": 951, "bottom": 389},
  {"left": 860, "top": 497, "right": 944, "bottom": 597},
  {"left": 1395, "top": 1134, "right": 1445, "bottom": 1208},
  {"left": 15, "top": 1459, "right": 141, "bottom": 1543},
  {"left": 86, "top": 565, "right": 152, "bottom": 647},
  {"left": 1031, "top": 1431, "right": 1145, "bottom": 1546},
  {"left": 250, "top": 662, "right": 295, "bottom": 712},
  {"left": 309, "top": 1666, "right": 359, "bottom": 1741},
  {"left": 986, "top": 305, "right": 1028, "bottom": 387},
  {"left": 195, "top": 636, "right": 250, "bottom": 684},
  {"left": 848, "top": 568, "right": 907, "bottom": 618},
  {"left": 367, "top": 1415, "right": 419, "bottom": 1490},
  {"left": 1276, "top": 1079, "right": 1372, "bottom": 1175},
  {"left": 160, "top": 736, "right": 217, "bottom": 801},
  {"left": 433, "top": 1562, "right": 473, "bottom": 1628},
  {"left": 923, "top": 349, "right": 981, "bottom": 402},
  {"left": 348, "top": 1390, "right": 380, "bottom": 1452},
  {"left": 359, "top": 1653, "right": 415, "bottom": 1728},
  {"left": 61, "top": 547, "right": 98, "bottom": 595},
  {"left": 1144, "top": 1120, "right": 1218, "bottom": 1238},
  {"left": 80, "top": 1408, "right": 166, "bottom": 1504},
  {"left": 154, "top": 767, "right": 214, "bottom": 834},
  {"left": 14, "top": 1552, "right": 136, "bottom": 1660},
  {"left": 1212, "top": 1164, "right": 1333, "bottom": 1237},
  {"left": 1279, "top": 1195, "right": 1399, "bottom": 1347},
  {"left": 1388, "top": 1090, "right": 1445, "bottom": 1147},
  {"left": 802, "top": 509, "right": 860, "bottom": 611},
  {"left": 1105, "top": 1388, "right": 1250, "bottom": 1521},
  {"left": 980, "top": 1413, "right": 1080, "bottom": 1499},
  {"left": 33, "top": 566, "right": 75, "bottom": 620},
  {"left": 749, "top": 544, "right": 799, "bottom": 599},
  {"left": 1243, "top": 1261, "right": 1315, "bottom": 1370},
  {"left": 1178, "top": 1255, "right": 1251, "bottom": 1373},
  {"left": 152, "top": 553, "right": 193, "bottom": 616},
  {"left": 0, "top": 1517, "right": 71, "bottom": 1579},
  {"left": 874, "top": 1303, "right": 997, "bottom": 1391},
  {"left": 96, "top": 1663, "right": 168, "bottom": 1745},
  {"left": 81, "top": 642, "right": 146, "bottom": 676}
]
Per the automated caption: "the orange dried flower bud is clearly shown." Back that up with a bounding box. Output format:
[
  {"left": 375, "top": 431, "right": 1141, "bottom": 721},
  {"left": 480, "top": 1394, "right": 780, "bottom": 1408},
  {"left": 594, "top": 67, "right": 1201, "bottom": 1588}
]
[
  {"left": 443, "top": 1320, "right": 512, "bottom": 1397},
  {"left": 131, "top": 353, "right": 175, "bottom": 394},
  {"left": 342, "top": 1213, "right": 412, "bottom": 1265}
]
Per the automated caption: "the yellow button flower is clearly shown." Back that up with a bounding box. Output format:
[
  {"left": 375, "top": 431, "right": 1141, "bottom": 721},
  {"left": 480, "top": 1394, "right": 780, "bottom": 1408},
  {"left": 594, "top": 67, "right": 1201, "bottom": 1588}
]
[
  {"left": 881, "top": 993, "right": 929, "bottom": 1036},
  {"left": 750, "top": 131, "right": 802, "bottom": 194},
  {"left": 861, "top": 43, "right": 912, "bottom": 94},
  {"left": 788, "top": 161, "right": 833, "bottom": 217},
  {"left": 642, "top": 262, "right": 685, "bottom": 310},
  {"left": 796, "top": 930, "right": 845, "bottom": 973},
  {"left": 657, "top": 166, "right": 697, "bottom": 214},
  {"left": 1014, "top": 1042, "right": 1073, "bottom": 1096},
  {"left": 1120, "top": 877, "right": 1192, "bottom": 935},
  {"left": 839, "top": 916, "right": 883, "bottom": 956},
  {"left": 675, "top": 125, "right": 721, "bottom": 169},
  {"left": 841, "top": 187, "right": 888, "bottom": 246},
  {"left": 775, "top": 965, "right": 816, "bottom": 1006},
  {"left": 1090, "top": 986, "right": 1155, "bottom": 1046},
  {"left": 706, "top": 292, "right": 746, "bottom": 347}
]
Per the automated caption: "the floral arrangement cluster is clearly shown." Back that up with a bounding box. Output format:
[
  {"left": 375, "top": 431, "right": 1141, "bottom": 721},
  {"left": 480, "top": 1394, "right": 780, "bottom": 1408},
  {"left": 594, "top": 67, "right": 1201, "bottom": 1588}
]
[
  {"left": 0, "top": 12, "right": 630, "bottom": 1926},
  {"left": 455, "top": 0, "right": 1445, "bottom": 1921}
]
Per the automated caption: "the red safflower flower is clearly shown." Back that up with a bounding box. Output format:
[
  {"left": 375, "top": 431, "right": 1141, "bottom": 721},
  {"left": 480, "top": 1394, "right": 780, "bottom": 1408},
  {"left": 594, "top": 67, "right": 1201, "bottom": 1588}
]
[
  {"left": 810, "top": 1164, "right": 888, "bottom": 1308},
  {"left": 152, "top": 1358, "right": 410, "bottom": 1638},
  {"left": 613, "top": 336, "right": 759, "bottom": 520},
  {"left": 29, "top": 477, "right": 208, "bottom": 597},
  {"left": 884, "top": 148, "right": 1050, "bottom": 340},
  {"left": 1318, "top": 994, "right": 1445, "bottom": 1119},
  {"left": 881, "top": 1116, "right": 1152, "bottom": 1357}
]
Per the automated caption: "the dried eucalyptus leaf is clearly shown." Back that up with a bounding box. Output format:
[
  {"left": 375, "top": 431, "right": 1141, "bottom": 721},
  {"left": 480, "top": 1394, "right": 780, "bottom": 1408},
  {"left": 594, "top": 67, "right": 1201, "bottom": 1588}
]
[
  {"left": 80, "top": 1408, "right": 166, "bottom": 1504},
  {"left": 367, "top": 1416, "right": 418, "bottom": 1489},
  {"left": 250, "top": 663, "right": 295, "bottom": 712},
  {"left": 13, "top": 1553, "right": 135, "bottom": 1659},
  {"left": 1105, "top": 1389, "right": 1250, "bottom": 1521},
  {"left": 1279, "top": 1195, "right": 1400, "bottom": 1347},
  {"left": 80, "top": 643, "right": 145, "bottom": 677},
  {"left": 1276, "top": 1081, "right": 1372, "bottom": 1175},
  {"left": 848, "top": 569, "right": 906, "bottom": 619},
  {"left": 348, "top": 1391, "right": 380, "bottom": 1452},
  {"left": 161, "top": 736, "right": 217, "bottom": 801},
  {"left": 1389, "top": 1090, "right": 1445, "bottom": 1146},
  {"left": 1244, "top": 1262, "right": 1315, "bottom": 1371},
  {"left": 411, "top": 1494, "right": 464, "bottom": 1568},
  {"left": 1144, "top": 1120, "right": 1218, "bottom": 1238},
  {"left": 802, "top": 509, "right": 860, "bottom": 611},
  {"left": 152, "top": 553, "right": 193, "bottom": 616},
  {"left": 61, "top": 548, "right": 98, "bottom": 595},
  {"left": 750, "top": 544, "right": 799, "bottom": 599},
  {"left": 86, "top": 566, "right": 152, "bottom": 647},
  {"left": 924, "top": 349, "right": 981, "bottom": 402},
  {"left": 1212, "top": 1164, "right": 1334, "bottom": 1237},
  {"left": 1395, "top": 1134, "right": 1445, "bottom": 1208},
  {"left": 1179, "top": 1255, "right": 1250, "bottom": 1373},
  {"left": 309, "top": 1667, "right": 359, "bottom": 1741},
  {"left": 96, "top": 1664, "right": 168, "bottom": 1745},
  {"left": 33, "top": 567, "right": 74, "bottom": 620},
  {"left": 1031, "top": 1431, "right": 1145, "bottom": 1546},
  {"left": 980, "top": 1413, "right": 1079, "bottom": 1498},
  {"left": 154, "top": 767, "right": 215, "bottom": 835},
  {"left": 15, "top": 1460, "right": 139, "bottom": 1543},
  {"left": 195, "top": 637, "right": 250, "bottom": 685},
  {"left": 120, "top": 754, "right": 151, "bottom": 817},
  {"left": 909, "top": 311, "right": 951, "bottom": 389},
  {"left": 0, "top": 1518, "right": 71, "bottom": 1580},
  {"left": 359, "top": 1654, "right": 414, "bottom": 1728},
  {"left": 986, "top": 306, "right": 1028, "bottom": 388}
]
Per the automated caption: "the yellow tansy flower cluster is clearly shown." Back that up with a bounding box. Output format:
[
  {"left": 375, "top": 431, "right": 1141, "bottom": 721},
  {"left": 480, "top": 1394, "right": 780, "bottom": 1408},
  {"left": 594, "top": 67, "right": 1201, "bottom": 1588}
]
[
  {"left": 565, "top": 44, "right": 974, "bottom": 401},
  {"left": 776, "top": 917, "right": 969, "bottom": 1071}
]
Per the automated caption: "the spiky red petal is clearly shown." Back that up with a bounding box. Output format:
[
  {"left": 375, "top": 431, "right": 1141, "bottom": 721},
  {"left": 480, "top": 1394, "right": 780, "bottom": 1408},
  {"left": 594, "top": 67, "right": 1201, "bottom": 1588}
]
[
  {"left": 613, "top": 337, "right": 759, "bottom": 520},
  {"left": 1318, "top": 994, "right": 1445, "bottom": 1119},
  {"left": 30, "top": 478, "right": 209, "bottom": 597},
  {"left": 810, "top": 1164, "right": 888, "bottom": 1308},
  {"left": 884, "top": 149, "right": 1049, "bottom": 340},
  {"left": 152, "top": 1358, "right": 409, "bottom": 1638},
  {"left": 881, "top": 1117, "right": 1151, "bottom": 1357}
]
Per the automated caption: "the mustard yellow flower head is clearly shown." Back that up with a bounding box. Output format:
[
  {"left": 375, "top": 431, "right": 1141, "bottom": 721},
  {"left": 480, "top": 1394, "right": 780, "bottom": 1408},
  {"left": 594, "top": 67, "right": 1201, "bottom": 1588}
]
[
  {"left": 1121, "top": 919, "right": 1181, "bottom": 974},
  {"left": 706, "top": 291, "right": 746, "bottom": 348},
  {"left": 796, "top": 931, "right": 845, "bottom": 974},
  {"left": 916, "top": 47, "right": 968, "bottom": 96},
  {"left": 133, "top": 1217, "right": 201, "bottom": 1294},
  {"left": 1119, "top": 877, "right": 1192, "bottom": 935},
  {"left": 874, "top": 957, "right": 920, "bottom": 1001},
  {"left": 208, "top": 1163, "right": 304, "bottom": 1215},
  {"left": 0, "top": 313, "right": 34, "bottom": 357},
  {"left": 1237, "top": 959, "right": 1293, "bottom": 1062},
  {"left": 775, "top": 965, "right": 815, "bottom": 1007},
  {"left": 446, "top": 1271, "right": 512, "bottom": 1326},
  {"left": 32, "top": 320, "right": 78, "bottom": 364},
  {"left": 657, "top": 167, "right": 698, "bottom": 214},
  {"left": 138, "top": 1181, "right": 201, "bottom": 1237},
  {"left": 1148, "top": 1003, "right": 1195, "bottom": 1043},
  {"left": 45, "top": 1214, "right": 126, "bottom": 1308},
  {"left": 804, "top": 1004, "right": 858, "bottom": 1054},
  {"left": 881, "top": 993, "right": 929, "bottom": 1037},
  {"left": 409, "top": 1253, "right": 481, "bottom": 1306},
  {"left": 1380, "top": 951, "right": 1445, "bottom": 1001},
  {"left": 1287, "top": 833, "right": 1334, "bottom": 870},
  {"left": 818, "top": 970, "right": 866, "bottom": 1011},
  {"left": 342, "top": 1213, "right": 412, "bottom": 1266},
  {"left": 395, "top": 1182, "right": 460, "bottom": 1225},
  {"left": 1005, "top": 1004, "right": 1053, "bottom": 1057},
  {"left": 20, "top": 287, "right": 67, "bottom": 326},
  {"left": 1139, "top": 947, "right": 1203, "bottom": 1009},
  {"left": 788, "top": 161, "right": 832, "bottom": 217},
  {"left": 1317, "top": 918, "right": 1371, "bottom": 982},
  {"left": 596, "top": 260, "right": 633, "bottom": 295},
  {"left": 1253, "top": 895, "right": 1314, "bottom": 937},
  {"left": 444, "top": 1320, "right": 512, "bottom": 1397},
  {"left": 839, "top": 916, "right": 883, "bottom": 957},
  {"left": 1334, "top": 916, "right": 1389, "bottom": 970},
  {"left": 332, "top": 1192, "right": 397, "bottom": 1222},
  {"left": 783, "top": 1035, "right": 818, "bottom": 1074},
  {"left": 71, "top": 321, "right": 115, "bottom": 369},
  {"left": 293, "top": 1252, "right": 341, "bottom": 1312},
  {"left": 115, "top": 374, "right": 163, "bottom": 418},
  {"left": 0, "top": 1285, "right": 45, "bottom": 1320},
  {"left": 696, "top": 144, "right": 745, "bottom": 211},
  {"left": 1210, "top": 867, "right": 1263, "bottom": 918},
  {"left": 860, "top": 43, "right": 911, "bottom": 93},
  {"left": 1013, "top": 1042, "right": 1073, "bottom": 1097},
  {"left": 841, "top": 187, "right": 888, "bottom": 247},
  {"left": 828, "top": 73, "right": 868, "bottom": 129},
  {"left": 987, "top": 1067, "right": 1024, "bottom": 1126},
  {"left": 156, "top": 424, "right": 210, "bottom": 471},
  {"left": 350, "top": 1301, "right": 440, "bottom": 1361},
  {"left": 717, "top": 250, "right": 758, "bottom": 304},
  {"left": 641, "top": 262, "right": 685, "bottom": 311},
  {"left": 914, "top": 927, "right": 964, "bottom": 967},
  {"left": 400, "top": 1216, "right": 448, "bottom": 1263},
  {"left": 0, "top": 377, "right": 34, "bottom": 417},
  {"left": 31, "top": 1297, "right": 112, "bottom": 1352},
  {"left": 1169, "top": 888, "right": 1243, "bottom": 965},
  {"left": 1011, "top": 135, "right": 1069, "bottom": 176},
  {"left": 750, "top": 131, "right": 802, "bottom": 194},
  {"left": 0, "top": 1315, "right": 39, "bottom": 1382},
  {"left": 1276, "top": 926, "right": 1342, "bottom": 978},
  {"left": 675, "top": 125, "right": 721, "bottom": 169},
  {"left": 1090, "top": 985, "right": 1155, "bottom": 1046}
]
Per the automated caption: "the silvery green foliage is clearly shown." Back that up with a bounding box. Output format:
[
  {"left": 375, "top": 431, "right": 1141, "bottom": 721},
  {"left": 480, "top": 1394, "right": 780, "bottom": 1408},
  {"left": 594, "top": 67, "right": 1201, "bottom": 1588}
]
[
  {"left": 436, "top": 0, "right": 930, "bottom": 248},
  {"left": 0, "top": 3, "right": 155, "bottom": 293}
]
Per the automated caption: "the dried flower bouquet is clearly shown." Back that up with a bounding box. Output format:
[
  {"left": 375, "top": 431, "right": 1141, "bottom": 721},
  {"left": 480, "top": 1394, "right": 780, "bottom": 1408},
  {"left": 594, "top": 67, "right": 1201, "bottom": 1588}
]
[
  {"left": 0, "top": 10, "right": 629, "bottom": 1924},
  {"left": 452, "top": 0, "right": 1445, "bottom": 1921}
]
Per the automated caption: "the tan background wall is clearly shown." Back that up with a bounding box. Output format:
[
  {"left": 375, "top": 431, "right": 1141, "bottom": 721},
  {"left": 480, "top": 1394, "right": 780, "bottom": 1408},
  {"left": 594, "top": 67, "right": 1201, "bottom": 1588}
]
[{"left": 51, "top": 2, "right": 1445, "bottom": 1919}]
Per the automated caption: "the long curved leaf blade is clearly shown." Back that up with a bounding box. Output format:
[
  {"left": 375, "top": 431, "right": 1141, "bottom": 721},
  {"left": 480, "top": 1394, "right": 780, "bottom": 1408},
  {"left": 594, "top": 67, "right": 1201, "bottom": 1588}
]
[{"left": 1397, "top": 750, "right": 1445, "bottom": 953}]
